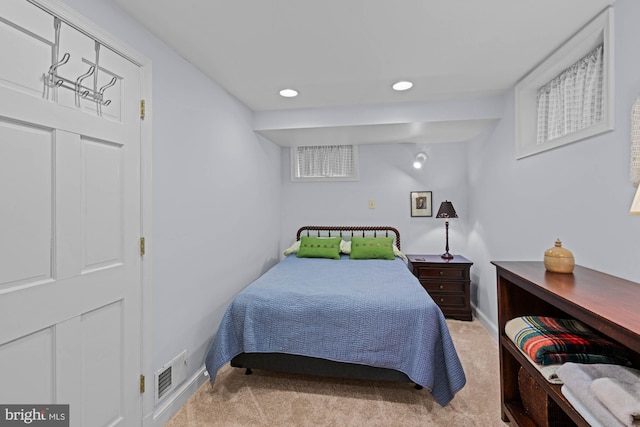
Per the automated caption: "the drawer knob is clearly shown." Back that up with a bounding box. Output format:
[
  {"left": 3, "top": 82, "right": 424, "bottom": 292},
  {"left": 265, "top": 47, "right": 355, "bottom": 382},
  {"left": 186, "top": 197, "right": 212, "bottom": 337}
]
[
  {"left": 439, "top": 271, "right": 444, "bottom": 276},
  {"left": 439, "top": 285, "right": 444, "bottom": 289},
  {"left": 439, "top": 297, "right": 445, "bottom": 302}
]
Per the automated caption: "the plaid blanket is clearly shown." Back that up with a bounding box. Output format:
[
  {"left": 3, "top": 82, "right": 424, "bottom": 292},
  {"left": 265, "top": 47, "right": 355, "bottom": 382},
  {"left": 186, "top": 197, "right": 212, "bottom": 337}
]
[{"left": 505, "top": 316, "right": 630, "bottom": 366}]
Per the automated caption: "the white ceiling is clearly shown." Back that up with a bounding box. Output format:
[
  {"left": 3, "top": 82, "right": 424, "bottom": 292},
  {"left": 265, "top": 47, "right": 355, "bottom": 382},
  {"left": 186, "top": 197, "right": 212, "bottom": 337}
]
[{"left": 113, "top": 0, "right": 614, "bottom": 146}]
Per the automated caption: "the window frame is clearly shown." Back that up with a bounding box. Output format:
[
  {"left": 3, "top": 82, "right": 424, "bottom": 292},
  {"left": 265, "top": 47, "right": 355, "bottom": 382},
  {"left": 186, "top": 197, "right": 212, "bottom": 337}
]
[
  {"left": 290, "top": 144, "right": 360, "bottom": 182},
  {"left": 514, "top": 7, "right": 614, "bottom": 159}
]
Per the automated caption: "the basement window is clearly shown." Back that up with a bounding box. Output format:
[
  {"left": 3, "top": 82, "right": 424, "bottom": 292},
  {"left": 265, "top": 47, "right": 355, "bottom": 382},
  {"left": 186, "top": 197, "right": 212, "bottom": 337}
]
[
  {"left": 291, "top": 145, "right": 359, "bottom": 182},
  {"left": 515, "top": 7, "right": 613, "bottom": 159},
  {"left": 536, "top": 44, "right": 604, "bottom": 144}
]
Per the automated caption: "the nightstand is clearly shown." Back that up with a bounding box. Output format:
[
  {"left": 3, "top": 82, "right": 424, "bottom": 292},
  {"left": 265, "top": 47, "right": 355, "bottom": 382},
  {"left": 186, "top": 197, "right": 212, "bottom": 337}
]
[{"left": 407, "top": 254, "right": 473, "bottom": 321}]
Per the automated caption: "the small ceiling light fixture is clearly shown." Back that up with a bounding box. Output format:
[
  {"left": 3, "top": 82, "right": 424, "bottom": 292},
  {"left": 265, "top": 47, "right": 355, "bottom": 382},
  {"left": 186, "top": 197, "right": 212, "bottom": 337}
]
[
  {"left": 279, "top": 88, "right": 298, "bottom": 98},
  {"left": 392, "top": 80, "right": 413, "bottom": 91},
  {"left": 413, "top": 152, "right": 427, "bottom": 169}
]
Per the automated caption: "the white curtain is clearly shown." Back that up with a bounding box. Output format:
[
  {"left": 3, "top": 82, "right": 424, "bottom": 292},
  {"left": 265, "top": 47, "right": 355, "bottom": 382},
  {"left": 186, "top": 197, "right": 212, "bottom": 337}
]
[
  {"left": 296, "top": 145, "right": 354, "bottom": 178},
  {"left": 536, "top": 45, "right": 604, "bottom": 144},
  {"left": 632, "top": 95, "right": 640, "bottom": 186}
]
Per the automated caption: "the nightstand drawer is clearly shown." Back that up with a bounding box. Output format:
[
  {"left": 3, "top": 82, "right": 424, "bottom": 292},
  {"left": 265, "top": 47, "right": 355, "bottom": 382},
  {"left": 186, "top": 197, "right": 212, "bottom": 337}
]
[
  {"left": 421, "top": 281, "right": 465, "bottom": 293},
  {"left": 431, "top": 294, "right": 466, "bottom": 308},
  {"left": 415, "top": 266, "right": 466, "bottom": 280},
  {"left": 407, "top": 254, "right": 473, "bottom": 321}
]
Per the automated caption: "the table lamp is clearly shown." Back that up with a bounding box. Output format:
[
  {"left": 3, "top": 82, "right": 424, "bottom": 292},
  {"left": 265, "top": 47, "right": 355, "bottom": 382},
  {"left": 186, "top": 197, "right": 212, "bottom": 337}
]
[{"left": 436, "top": 201, "right": 458, "bottom": 259}]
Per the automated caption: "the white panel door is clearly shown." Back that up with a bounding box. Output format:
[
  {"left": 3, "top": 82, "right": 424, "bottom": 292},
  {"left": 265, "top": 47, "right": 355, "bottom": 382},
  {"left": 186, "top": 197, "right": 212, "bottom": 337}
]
[{"left": 0, "top": 2, "right": 143, "bottom": 426}]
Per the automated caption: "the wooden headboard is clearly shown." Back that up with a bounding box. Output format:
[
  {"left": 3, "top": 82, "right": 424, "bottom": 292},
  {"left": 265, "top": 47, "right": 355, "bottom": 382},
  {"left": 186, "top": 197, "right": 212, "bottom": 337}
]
[{"left": 296, "top": 225, "right": 401, "bottom": 250}]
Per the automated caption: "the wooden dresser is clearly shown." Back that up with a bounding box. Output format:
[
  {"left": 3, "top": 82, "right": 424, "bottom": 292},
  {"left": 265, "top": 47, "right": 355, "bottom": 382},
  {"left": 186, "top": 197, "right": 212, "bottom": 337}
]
[
  {"left": 492, "top": 261, "right": 640, "bottom": 427},
  {"left": 407, "top": 254, "right": 473, "bottom": 321}
]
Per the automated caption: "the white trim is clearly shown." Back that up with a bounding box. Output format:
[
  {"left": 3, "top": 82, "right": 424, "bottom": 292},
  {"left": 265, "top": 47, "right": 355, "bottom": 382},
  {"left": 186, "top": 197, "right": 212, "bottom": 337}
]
[
  {"left": 140, "top": 64, "right": 154, "bottom": 427},
  {"left": 27, "top": 0, "right": 147, "bottom": 66},
  {"left": 28, "top": 1, "right": 154, "bottom": 424},
  {"left": 631, "top": 185, "right": 640, "bottom": 215},
  {"left": 471, "top": 302, "right": 498, "bottom": 342},
  {"left": 151, "top": 366, "right": 209, "bottom": 427},
  {"left": 515, "top": 6, "right": 614, "bottom": 159}
]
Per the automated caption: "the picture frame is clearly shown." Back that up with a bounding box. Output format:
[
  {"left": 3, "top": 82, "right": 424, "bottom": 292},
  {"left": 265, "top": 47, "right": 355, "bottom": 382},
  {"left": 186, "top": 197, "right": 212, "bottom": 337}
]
[{"left": 410, "top": 191, "right": 432, "bottom": 217}]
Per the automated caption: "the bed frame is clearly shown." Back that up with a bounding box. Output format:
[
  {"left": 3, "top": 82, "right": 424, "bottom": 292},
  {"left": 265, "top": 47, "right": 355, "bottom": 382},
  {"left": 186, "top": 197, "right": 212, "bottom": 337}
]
[
  {"left": 295, "top": 225, "right": 401, "bottom": 250},
  {"left": 230, "top": 225, "right": 418, "bottom": 387}
]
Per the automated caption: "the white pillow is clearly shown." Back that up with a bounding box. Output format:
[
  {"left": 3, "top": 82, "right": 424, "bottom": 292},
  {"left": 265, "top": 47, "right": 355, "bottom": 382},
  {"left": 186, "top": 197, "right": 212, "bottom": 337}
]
[
  {"left": 393, "top": 246, "right": 408, "bottom": 261},
  {"left": 283, "top": 240, "right": 300, "bottom": 255}
]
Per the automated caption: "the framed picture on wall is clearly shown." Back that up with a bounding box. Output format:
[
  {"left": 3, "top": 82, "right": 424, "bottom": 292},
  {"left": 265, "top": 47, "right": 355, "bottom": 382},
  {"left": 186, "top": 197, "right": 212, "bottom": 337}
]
[{"left": 410, "top": 191, "right": 432, "bottom": 217}]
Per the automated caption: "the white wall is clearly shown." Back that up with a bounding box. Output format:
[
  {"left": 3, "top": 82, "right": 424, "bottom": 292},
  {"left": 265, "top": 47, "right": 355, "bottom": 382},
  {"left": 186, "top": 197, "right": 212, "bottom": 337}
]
[
  {"left": 466, "top": 0, "right": 640, "bottom": 337},
  {"left": 271, "top": 95, "right": 502, "bottom": 253},
  {"left": 280, "top": 141, "right": 471, "bottom": 256},
  {"left": 57, "top": 0, "right": 282, "bottom": 419}
]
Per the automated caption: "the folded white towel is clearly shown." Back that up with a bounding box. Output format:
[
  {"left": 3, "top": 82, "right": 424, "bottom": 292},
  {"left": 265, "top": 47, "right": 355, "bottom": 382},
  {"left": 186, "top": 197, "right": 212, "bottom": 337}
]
[
  {"left": 562, "top": 385, "right": 606, "bottom": 427},
  {"left": 557, "top": 363, "right": 625, "bottom": 427},
  {"left": 592, "top": 377, "right": 640, "bottom": 427}
]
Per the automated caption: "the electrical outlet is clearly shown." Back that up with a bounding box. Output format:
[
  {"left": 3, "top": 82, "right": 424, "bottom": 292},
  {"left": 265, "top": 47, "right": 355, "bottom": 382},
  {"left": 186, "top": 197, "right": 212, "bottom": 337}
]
[{"left": 369, "top": 200, "right": 375, "bottom": 209}]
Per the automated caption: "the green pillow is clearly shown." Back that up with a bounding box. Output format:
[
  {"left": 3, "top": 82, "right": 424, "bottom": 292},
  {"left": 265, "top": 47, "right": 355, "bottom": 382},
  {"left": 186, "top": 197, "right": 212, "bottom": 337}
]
[
  {"left": 296, "top": 236, "right": 341, "bottom": 260},
  {"left": 349, "top": 237, "right": 395, "bottom": 260}
]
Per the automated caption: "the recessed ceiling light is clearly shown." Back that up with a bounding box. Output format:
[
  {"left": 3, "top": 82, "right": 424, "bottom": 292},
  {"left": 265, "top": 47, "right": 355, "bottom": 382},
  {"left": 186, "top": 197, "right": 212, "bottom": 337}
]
[
  {"left": 279, "top": 88, "right": 298, "bottom": 98},
  {"left": 392, "top": 81, "right": 413, "bottom": 91}
]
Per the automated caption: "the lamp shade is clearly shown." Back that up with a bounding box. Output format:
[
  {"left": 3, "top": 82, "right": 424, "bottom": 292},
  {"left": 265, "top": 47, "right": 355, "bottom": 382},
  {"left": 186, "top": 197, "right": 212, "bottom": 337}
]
[{"left": 436, "top": 201, "right": 458, "bottom": 219}]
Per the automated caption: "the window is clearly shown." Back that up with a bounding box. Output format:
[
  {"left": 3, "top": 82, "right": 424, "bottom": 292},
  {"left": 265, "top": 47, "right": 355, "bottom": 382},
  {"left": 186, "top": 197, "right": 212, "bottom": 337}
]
[
  {"left": 515, "top": 7, "right": 613, "bottom": 159},
  {"left": 536, "top": 45, "right": 604, "bottom": 144},
  {"left": 291, "top": 145, "right": 359, "bottom": 182}
]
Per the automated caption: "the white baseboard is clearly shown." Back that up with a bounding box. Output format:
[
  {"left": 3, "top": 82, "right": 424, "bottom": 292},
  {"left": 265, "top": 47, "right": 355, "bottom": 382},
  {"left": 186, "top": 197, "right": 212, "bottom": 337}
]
[
  {"left": 151, "top": 365, "right": 209, "bottom": 427},
  {"left": 471, "top": 303, "right": 498, "bottom": 342}
]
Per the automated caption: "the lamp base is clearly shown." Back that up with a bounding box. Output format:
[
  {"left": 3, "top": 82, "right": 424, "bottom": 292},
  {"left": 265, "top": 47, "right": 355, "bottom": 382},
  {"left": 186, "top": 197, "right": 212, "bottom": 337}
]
[{"left": 441, "top": 252, "right": 454, "bottom": 260}]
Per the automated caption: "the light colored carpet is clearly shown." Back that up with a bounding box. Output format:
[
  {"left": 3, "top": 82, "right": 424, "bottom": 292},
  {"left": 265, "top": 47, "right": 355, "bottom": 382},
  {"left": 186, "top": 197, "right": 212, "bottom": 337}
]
[{"left": 165, "top": 319, "right": 506, "bottom": 426}]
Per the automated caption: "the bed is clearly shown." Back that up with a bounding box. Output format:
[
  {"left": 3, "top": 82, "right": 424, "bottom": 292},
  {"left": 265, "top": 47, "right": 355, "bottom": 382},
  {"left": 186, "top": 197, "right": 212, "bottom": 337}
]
[{"left": 205, "top": 225, "right": 466, "bottom": 406}]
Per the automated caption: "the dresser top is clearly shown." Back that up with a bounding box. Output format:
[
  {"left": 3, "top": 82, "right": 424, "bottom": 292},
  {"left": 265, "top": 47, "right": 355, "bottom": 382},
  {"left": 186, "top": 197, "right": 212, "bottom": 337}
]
[
  {"left": 407, "top": 254, "right": 473, "bottom": 265},
  {"left": 493, "top": 261, "right": 640, "bottom": 352}
]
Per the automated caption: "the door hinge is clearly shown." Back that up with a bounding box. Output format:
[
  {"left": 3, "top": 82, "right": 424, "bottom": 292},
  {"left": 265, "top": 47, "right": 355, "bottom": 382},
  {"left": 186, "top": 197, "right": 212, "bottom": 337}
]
[
  {"left": 140, "top": 374, "right": 145, "bottom": 393},
  {"left": 140, "top": 99, "right": 145, "bottom": 120},
  {"left": 140, "top": 237, "right": 145, "bottom": 256}
]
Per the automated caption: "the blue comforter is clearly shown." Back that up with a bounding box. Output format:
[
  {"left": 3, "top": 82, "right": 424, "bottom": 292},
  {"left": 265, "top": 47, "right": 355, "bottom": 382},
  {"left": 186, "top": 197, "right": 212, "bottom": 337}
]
[{"left": 205, "top": 255, "right": 466, "bottom": 406}]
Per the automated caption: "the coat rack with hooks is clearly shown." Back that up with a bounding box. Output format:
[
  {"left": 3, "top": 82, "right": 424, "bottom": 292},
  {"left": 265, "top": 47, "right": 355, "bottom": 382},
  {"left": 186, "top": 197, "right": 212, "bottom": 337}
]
[
  {"left": 45, "top": 52, "right": 117, "bottom": 106},
  {"left": 45, "top": 18, "right": 118, "bottom": 107}
]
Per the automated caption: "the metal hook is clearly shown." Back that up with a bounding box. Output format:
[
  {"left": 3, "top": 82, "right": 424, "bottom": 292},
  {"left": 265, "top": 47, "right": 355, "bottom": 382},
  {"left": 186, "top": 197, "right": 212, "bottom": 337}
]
[
  {"left": 98, "top": 76, "right": 117, "bottom": 105},
  {"left": 98, "top": 77, "right": 117, "bottom": 96},
  {"left": 75, "top": 65, "right": 95, "bottom": 95},
  {"left": 48, "top": 52, "right": 70, "bottom": 76}
]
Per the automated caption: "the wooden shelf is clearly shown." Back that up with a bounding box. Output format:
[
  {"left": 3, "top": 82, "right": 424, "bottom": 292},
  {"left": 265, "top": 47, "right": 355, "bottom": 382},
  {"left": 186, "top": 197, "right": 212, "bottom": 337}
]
[
  {"left": 501, "top": 338, "right": 588, "bottom": 427},
  {"left": 503, "top": 401, "right": 538, "bottom": 427},
  {"left": 492, "top": 261, "right": 640, "bottom": 427}
]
